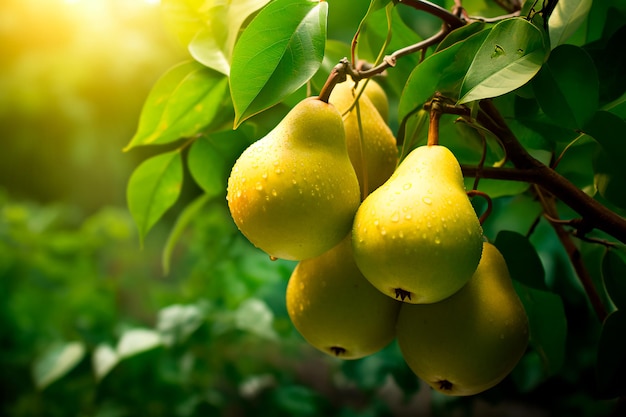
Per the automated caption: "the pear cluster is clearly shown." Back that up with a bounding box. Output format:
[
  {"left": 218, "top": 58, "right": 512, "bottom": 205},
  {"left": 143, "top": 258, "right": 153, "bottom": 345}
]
[{"left": 226, "top": 79, "right": 529, "bottom": 396}]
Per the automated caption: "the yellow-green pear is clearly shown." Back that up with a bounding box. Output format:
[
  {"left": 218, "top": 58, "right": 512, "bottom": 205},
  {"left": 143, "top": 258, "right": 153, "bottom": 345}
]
[
  {"left": 352, "top": 145, "right": 483, "bottom": 303},
  {"left": 362, "top": 78, "right": 389, "bottom": 122},
  {"left": 395, "top": 242, "right": 529, "bottom": 396},
  {"left": 227, "top": 97, "right": 361, "bottom": 261},
  {"left": 286, "top": 236, "right": 401, "bottom": 359},
  {"left": 329, "top": 78, "right": 398, "bottom": 196}
]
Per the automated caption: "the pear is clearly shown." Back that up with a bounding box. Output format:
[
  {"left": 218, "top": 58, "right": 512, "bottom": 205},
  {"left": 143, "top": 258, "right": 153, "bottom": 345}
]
[
  {"left": 329, "top": 78, "right": 398, "bottom": 196},
  {"left": 227, "top": 97, "right": 361, "bottom": 261},
  {"left": 395, "top": 242, "right": 529, "bottom": 396},
  {"left": 361, "top": 77, "right": 389, "bottom": 122},
  {"left": 352, "top": 145, "right": 483, "bottom": 303},
  {"left": 286, "top": 236, "right": 401, "bottom": 359}
]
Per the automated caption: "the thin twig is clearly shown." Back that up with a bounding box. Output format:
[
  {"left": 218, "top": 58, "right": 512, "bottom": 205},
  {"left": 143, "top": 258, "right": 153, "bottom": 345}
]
[{"left": 534, "top": 186, "right": 608, "bottom": 322}]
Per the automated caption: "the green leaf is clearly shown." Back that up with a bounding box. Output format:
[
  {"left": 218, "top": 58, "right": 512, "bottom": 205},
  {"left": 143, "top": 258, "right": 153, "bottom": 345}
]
[
  {"left": 162, "top": 193, "right": 212, "bottom": 275},
  {"left": 494, "top": 230, "right": 547, "bottom": 291},
  {"left": 125, "top": 61, "right": 230, "bottom": 150},
  {"left": 188, "top": 130, "right": 250, "bottom": 196},
  {"left": 514, "top": 282, "right": 567, "bottom": 376},
  {"left": 602, "top": 250, "right": 626, "bottom": 310},
  {"left": 93, "top": 344, "right": 118, "bottom": 382},
  {"left": 596, "top": 309, "right": 626, "bottom": 398},
  {"left": 157, "top": 303, "right": 207, "bottom": 346},
  {"left": 532, "top": 44, "right": 598, "bottom": 129},
  {"left": 127, "top": 151, "right": 183, "bottom": 243},
  {"left": 548, "top": 0, "right": 593, "bottom": 47},
  {"left": 230, "top": 0, "right": 327, "bottom": 126},
  {"left": 117, "top": 328, "right": 162, "bottom": 359},
  {"left": 188, "top": 0, "right": 271, "bottom": 75},
  {"left": 33, "top": 341, "right": 86, "bottom": 390},
  {"left": 398, "top": 28, "right": 491, "bottom": 122},
  {"left": 459, "top": 18, "right": 548, "bottom": 104},
  {"left": 436, "top": 21, "right": 486, "bottom": 52}
]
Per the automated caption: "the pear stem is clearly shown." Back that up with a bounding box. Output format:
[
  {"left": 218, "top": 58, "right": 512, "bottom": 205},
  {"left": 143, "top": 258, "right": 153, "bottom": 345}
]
[{"left": 426, "top": 94, "right": 444, "bottom": 146}]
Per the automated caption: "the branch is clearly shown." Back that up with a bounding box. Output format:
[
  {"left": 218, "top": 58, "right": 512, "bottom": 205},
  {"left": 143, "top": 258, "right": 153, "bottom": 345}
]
[
  {"left": 473, "top": 100, "right": 626, "bottom": 245},
  {"left": 397, "top": 0, "right": 465, "bottom": 29},
  {"left": 535, "top": 186, "right": 608, "bottom": 323}
]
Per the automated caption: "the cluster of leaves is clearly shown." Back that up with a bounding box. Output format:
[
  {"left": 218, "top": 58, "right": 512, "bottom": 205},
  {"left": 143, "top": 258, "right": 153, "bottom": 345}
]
[{"left": 119, "top": 0, "right": 626, "bottom": 414}]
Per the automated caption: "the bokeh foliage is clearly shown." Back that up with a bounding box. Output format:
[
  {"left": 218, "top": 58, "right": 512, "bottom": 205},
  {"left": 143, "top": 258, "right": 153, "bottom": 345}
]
[{"left": 2, "top": 0, "right": 626, "bottom": 416}]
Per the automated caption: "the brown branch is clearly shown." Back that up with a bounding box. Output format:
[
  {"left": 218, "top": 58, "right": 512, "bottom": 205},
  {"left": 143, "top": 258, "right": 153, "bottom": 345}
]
[
  {"left": 355, "top": 27, "right": 449, "bottom": 80},
  {"left": 397, "top": 0, "right": 465, "bottom": 29},
  {"left": 475, "top": 100, "right": 626, "bottom": 245},
  {"left": 535, "top": 186, "right": 608, "bottom": 322}
]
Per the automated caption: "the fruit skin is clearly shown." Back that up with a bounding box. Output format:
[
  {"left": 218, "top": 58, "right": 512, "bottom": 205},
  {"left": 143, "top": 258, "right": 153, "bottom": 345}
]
[
  {"left": 361, "top": 78, "right": 389, "bottom": 122},
  {"left": 286, "top": 236, "right": 401, "bottom": 359},
  {"left": 395, "top": 242, "right": 529, "bottom": 396},
  {"left": 352, "top": 144, "right": 483, "bottom": 304},
  {"left": 227, "top": 97, "right": 361, "bottom": 261},
  {"left": 329, "top": 78, "right": 398, "bottom": 196}
]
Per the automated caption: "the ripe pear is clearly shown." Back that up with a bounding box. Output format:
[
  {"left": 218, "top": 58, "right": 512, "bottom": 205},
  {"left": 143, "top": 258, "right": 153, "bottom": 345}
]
[
  {"left": 329, "top": 78, "right": 398, "bottom": 196},
  {"left": 227, "top": 97, "right": 361, "bottom": 261},
  {"left": 395, "top": 242, "right": 529, "bottom": 396},
  {"left": 362, "top": 78, "right": 389, "bottom": 122},
  {"left": 352, "top": 145, "right": 483, "bottom": 304},
  {"left": 286, "top": 236, "right": 401, "bottom": 359}
]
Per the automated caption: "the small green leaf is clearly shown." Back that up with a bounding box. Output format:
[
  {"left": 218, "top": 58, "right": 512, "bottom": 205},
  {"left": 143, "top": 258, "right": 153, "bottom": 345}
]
[
  {"left": 125, "top": 61, "right": 230, "bottom": 150},
  {"left": 548, "top": 0, "right": 593, "bottom": 47},
  {"left": 33, "top": 341, "right": 86, "bottom": 390},
  {"left": 596, "top": 309, "right": 626, "bottom": 398},
  {"left": 188, "top": 0, "right": 271, "bottom": 75},
  {"left": 157, "top": 303, "right": 207, "bottom": 346},
  {"left": 398, "top": 28, "right": 491, "bottom": 122},
  {"left": 494, "top": 230, "right": 547, "bottom": 291},
  {"left": 127, "top": 151, "right": 183, "bottom": 243},
  {"left": 459, "top": 18, "right": 548, "bottom": 104},
  {"left": 188, "top": 130, "right": 250, "bottom": 196},
  {"left": 93, "top": 344, "right": 118, "bottom": 382},
  {"left": 602, "top": 250, "right": 626, "bottom": 310},
  {"left": 514, "top": 282, "right": 567, "bottom": 376},
  {"left": 162, "top": 193, "right": 211, "bottom": 275},
  {"left": 532, "top": 44, "right": 598, "bottom": 129},
  {"left": 117, "top": 329, "right": 162, "bottom": 359},
  {"left": 230, "top": 0, "right": 327, "bottom": 126},
  {"left": 436, "top": 21, "right": 486, "bottom": 52}
]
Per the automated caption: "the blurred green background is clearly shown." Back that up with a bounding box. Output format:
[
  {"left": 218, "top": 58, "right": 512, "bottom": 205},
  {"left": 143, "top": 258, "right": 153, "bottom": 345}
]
[{"left": 1, "top": 1, "right": 624, "bottom": 416}]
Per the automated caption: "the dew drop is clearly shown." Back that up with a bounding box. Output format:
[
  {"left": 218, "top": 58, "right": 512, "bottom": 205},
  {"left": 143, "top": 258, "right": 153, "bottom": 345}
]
[
  {"left": 374, "top": 220, "right": 380, "bottom": 227},
  {"left": 391, "top": 212, "right": 400, "bottom": 223},
  {"left": 404, "top": 213, "right": 412, "bottom": 220},
  {"left": 255, "top": 183, "right": 263, "bottom": 191},
  {"left": 381, "top": 228, "right": 387, "bottom": 236},
  {"left": 292, "top": 179, "right": 297, "bottom": 185},
  {"left": 271, "top": 189, "right": 278, "bottom": 197},
  {"left": 434, "top": 237, "right": 441, "bottom": 245},
  {"left": 422, "top": 196, "right": 432, "bottom": 205},
  {"left": 403, "top": 183, "right": 412, "bottom": 190}
]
